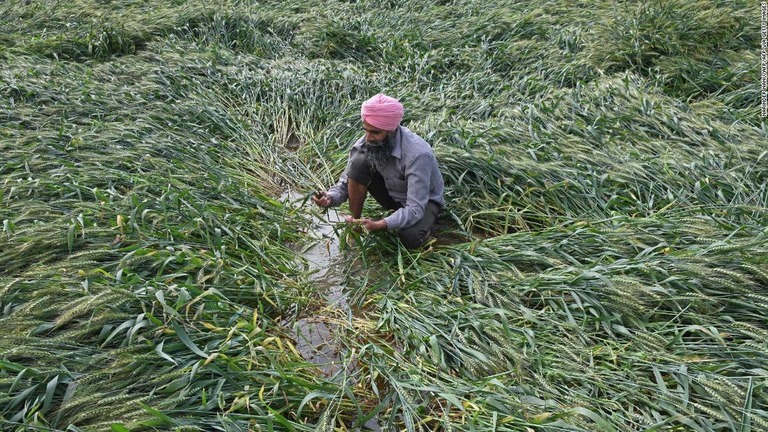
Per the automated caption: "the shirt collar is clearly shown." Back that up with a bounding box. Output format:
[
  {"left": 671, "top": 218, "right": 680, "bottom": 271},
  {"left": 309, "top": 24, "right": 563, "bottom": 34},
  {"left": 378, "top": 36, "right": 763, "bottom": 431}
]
[{"left": 391, "top": 126, "right": 402, "bottom": 159}]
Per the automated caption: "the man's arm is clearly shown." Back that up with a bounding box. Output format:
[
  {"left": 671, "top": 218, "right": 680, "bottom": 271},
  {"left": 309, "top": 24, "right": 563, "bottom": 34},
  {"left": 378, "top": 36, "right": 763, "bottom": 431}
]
[{"left": 317, "top": 141, "right": 364, "bottom": 208}]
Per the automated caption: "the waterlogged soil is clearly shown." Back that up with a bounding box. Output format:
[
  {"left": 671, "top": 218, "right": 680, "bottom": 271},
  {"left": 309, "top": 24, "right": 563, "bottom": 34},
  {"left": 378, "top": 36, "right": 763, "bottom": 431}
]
[
  {"left": 281, "top": 191, "right": 383, "bottom": 431},
  {"left": 295, "top": 207, "right": 351, "bottom": 373},
  {"left": 280, "top": 191, "right": 350, "bottom": 373}
]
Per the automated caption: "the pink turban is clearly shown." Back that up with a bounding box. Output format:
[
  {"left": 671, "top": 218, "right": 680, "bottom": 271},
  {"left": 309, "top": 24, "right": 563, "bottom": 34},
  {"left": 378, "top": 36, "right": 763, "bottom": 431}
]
[{"left": 361, "top": 93, "right": 404, "bottom": 131}]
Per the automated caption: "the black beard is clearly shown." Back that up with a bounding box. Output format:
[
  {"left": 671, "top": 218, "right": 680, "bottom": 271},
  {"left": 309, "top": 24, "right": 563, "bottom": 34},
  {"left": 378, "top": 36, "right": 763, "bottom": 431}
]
[{"left": 364, "top": 133, "right": 395, "bottom": 173}]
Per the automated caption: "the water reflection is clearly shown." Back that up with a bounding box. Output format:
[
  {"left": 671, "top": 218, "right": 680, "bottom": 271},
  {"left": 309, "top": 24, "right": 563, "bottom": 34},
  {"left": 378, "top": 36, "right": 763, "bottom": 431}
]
[
  {"left": 280, "top": 190, "right": 350, "bottom": 375},
  {"left": 280, "top": 190, "right": 383, "bottom": 431}
]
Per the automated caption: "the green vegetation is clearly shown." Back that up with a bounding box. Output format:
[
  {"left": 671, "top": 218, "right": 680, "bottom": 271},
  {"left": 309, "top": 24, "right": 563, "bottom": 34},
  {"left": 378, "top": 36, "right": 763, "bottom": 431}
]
[{"left": 1, "top": 0, "right": 765, "bottom": 430}]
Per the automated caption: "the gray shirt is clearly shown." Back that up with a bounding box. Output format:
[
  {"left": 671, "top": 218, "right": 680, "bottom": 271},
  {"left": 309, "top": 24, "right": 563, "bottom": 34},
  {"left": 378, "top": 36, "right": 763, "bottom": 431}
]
[{"left": 327, "top": 126, "right": 445, "bottom": 230}]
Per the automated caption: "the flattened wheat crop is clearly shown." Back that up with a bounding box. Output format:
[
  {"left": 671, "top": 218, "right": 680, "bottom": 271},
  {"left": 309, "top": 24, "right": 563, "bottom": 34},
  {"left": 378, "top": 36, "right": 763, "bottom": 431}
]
[{"left": 1, "top": 0, "right": 766, "bottom": 431}]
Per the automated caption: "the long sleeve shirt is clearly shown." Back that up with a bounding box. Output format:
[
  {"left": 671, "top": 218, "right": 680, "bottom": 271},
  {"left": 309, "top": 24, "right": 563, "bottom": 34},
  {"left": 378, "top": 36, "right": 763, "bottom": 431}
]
[{"left": 326, "top": 126, "right": 445, "bottom": 230}]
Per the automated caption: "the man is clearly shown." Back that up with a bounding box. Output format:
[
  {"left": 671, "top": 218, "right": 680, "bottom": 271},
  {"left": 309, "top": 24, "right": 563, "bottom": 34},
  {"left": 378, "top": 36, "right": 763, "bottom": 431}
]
[{"left": 312, "top": 93, "right": 444, "bottom": 249}]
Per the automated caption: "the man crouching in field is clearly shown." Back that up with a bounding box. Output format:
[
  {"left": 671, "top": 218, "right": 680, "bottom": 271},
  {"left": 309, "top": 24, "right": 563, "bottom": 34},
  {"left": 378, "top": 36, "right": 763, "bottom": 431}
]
[{"left": 312, "top": 93, "right": 445, "bottom": 249}]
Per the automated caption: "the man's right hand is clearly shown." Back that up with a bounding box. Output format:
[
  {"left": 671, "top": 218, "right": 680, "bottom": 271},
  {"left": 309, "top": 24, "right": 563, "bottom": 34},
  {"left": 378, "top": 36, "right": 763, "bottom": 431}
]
[{"left": 311, "top": 191, "right": 332, "bottom": 208}]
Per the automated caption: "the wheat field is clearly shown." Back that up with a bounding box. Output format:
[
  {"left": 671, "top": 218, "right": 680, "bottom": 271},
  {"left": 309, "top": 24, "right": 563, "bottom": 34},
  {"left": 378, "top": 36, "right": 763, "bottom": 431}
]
[{"left": 1, "top": 0, "right": 766, "bottom": 431}]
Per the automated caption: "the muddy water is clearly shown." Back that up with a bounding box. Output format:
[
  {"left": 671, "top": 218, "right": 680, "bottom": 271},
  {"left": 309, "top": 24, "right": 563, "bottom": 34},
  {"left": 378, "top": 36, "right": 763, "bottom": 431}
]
[
  {"left": 279, "top": 191, "right": 348, "bottom": 370},
  {"left": 299, "top": 201, "right": 349, "bottom": 311},
  {"left": 280, "top": 191, "right": 383, "bottom": 430},
  {"left": 289, "top": 194, "right": 352, "bottom": 376},
  {"left": 281, "top": 191, "right": 383, "bottom": 430}
]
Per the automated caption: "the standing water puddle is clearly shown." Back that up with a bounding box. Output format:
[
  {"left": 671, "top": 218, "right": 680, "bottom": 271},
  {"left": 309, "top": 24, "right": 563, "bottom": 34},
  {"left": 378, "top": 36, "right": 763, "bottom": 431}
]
[
  {"left": 281, "top": 191, "right": 382, "bottom": 431},
  {"left": 284, "top": 191, "right": 350, "bottom": 376}
]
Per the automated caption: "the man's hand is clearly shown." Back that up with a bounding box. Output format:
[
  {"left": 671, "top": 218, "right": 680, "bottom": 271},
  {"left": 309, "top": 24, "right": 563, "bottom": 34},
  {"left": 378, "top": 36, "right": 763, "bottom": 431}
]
[
  {"left": 311, "top": 191, "right": 332, "bottom": 208},
  {"left": 345, "top": 216, "right": 387, "bottom": 232}
]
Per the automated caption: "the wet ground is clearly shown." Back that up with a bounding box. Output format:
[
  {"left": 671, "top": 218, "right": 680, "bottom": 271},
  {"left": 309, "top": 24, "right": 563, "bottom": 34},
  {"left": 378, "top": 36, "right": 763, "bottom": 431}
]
[
  {"left": 280, "top": 191, "right": 383, "bottom": 431},
  {"left": 290, "top": 197, "right": 350, "bottom": 376},
  {"left": 280, "top": 191, "right": 348, "bottom": 370}
]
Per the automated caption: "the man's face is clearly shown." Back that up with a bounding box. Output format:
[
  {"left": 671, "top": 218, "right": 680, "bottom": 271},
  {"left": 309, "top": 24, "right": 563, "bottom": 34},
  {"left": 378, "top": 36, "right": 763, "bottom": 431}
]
[
  {"left": 363, "top": 121, "right": 390, "bottom": 147},
  {"left": 363, "top": 121, "right": 395, "bottom": 171}
]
